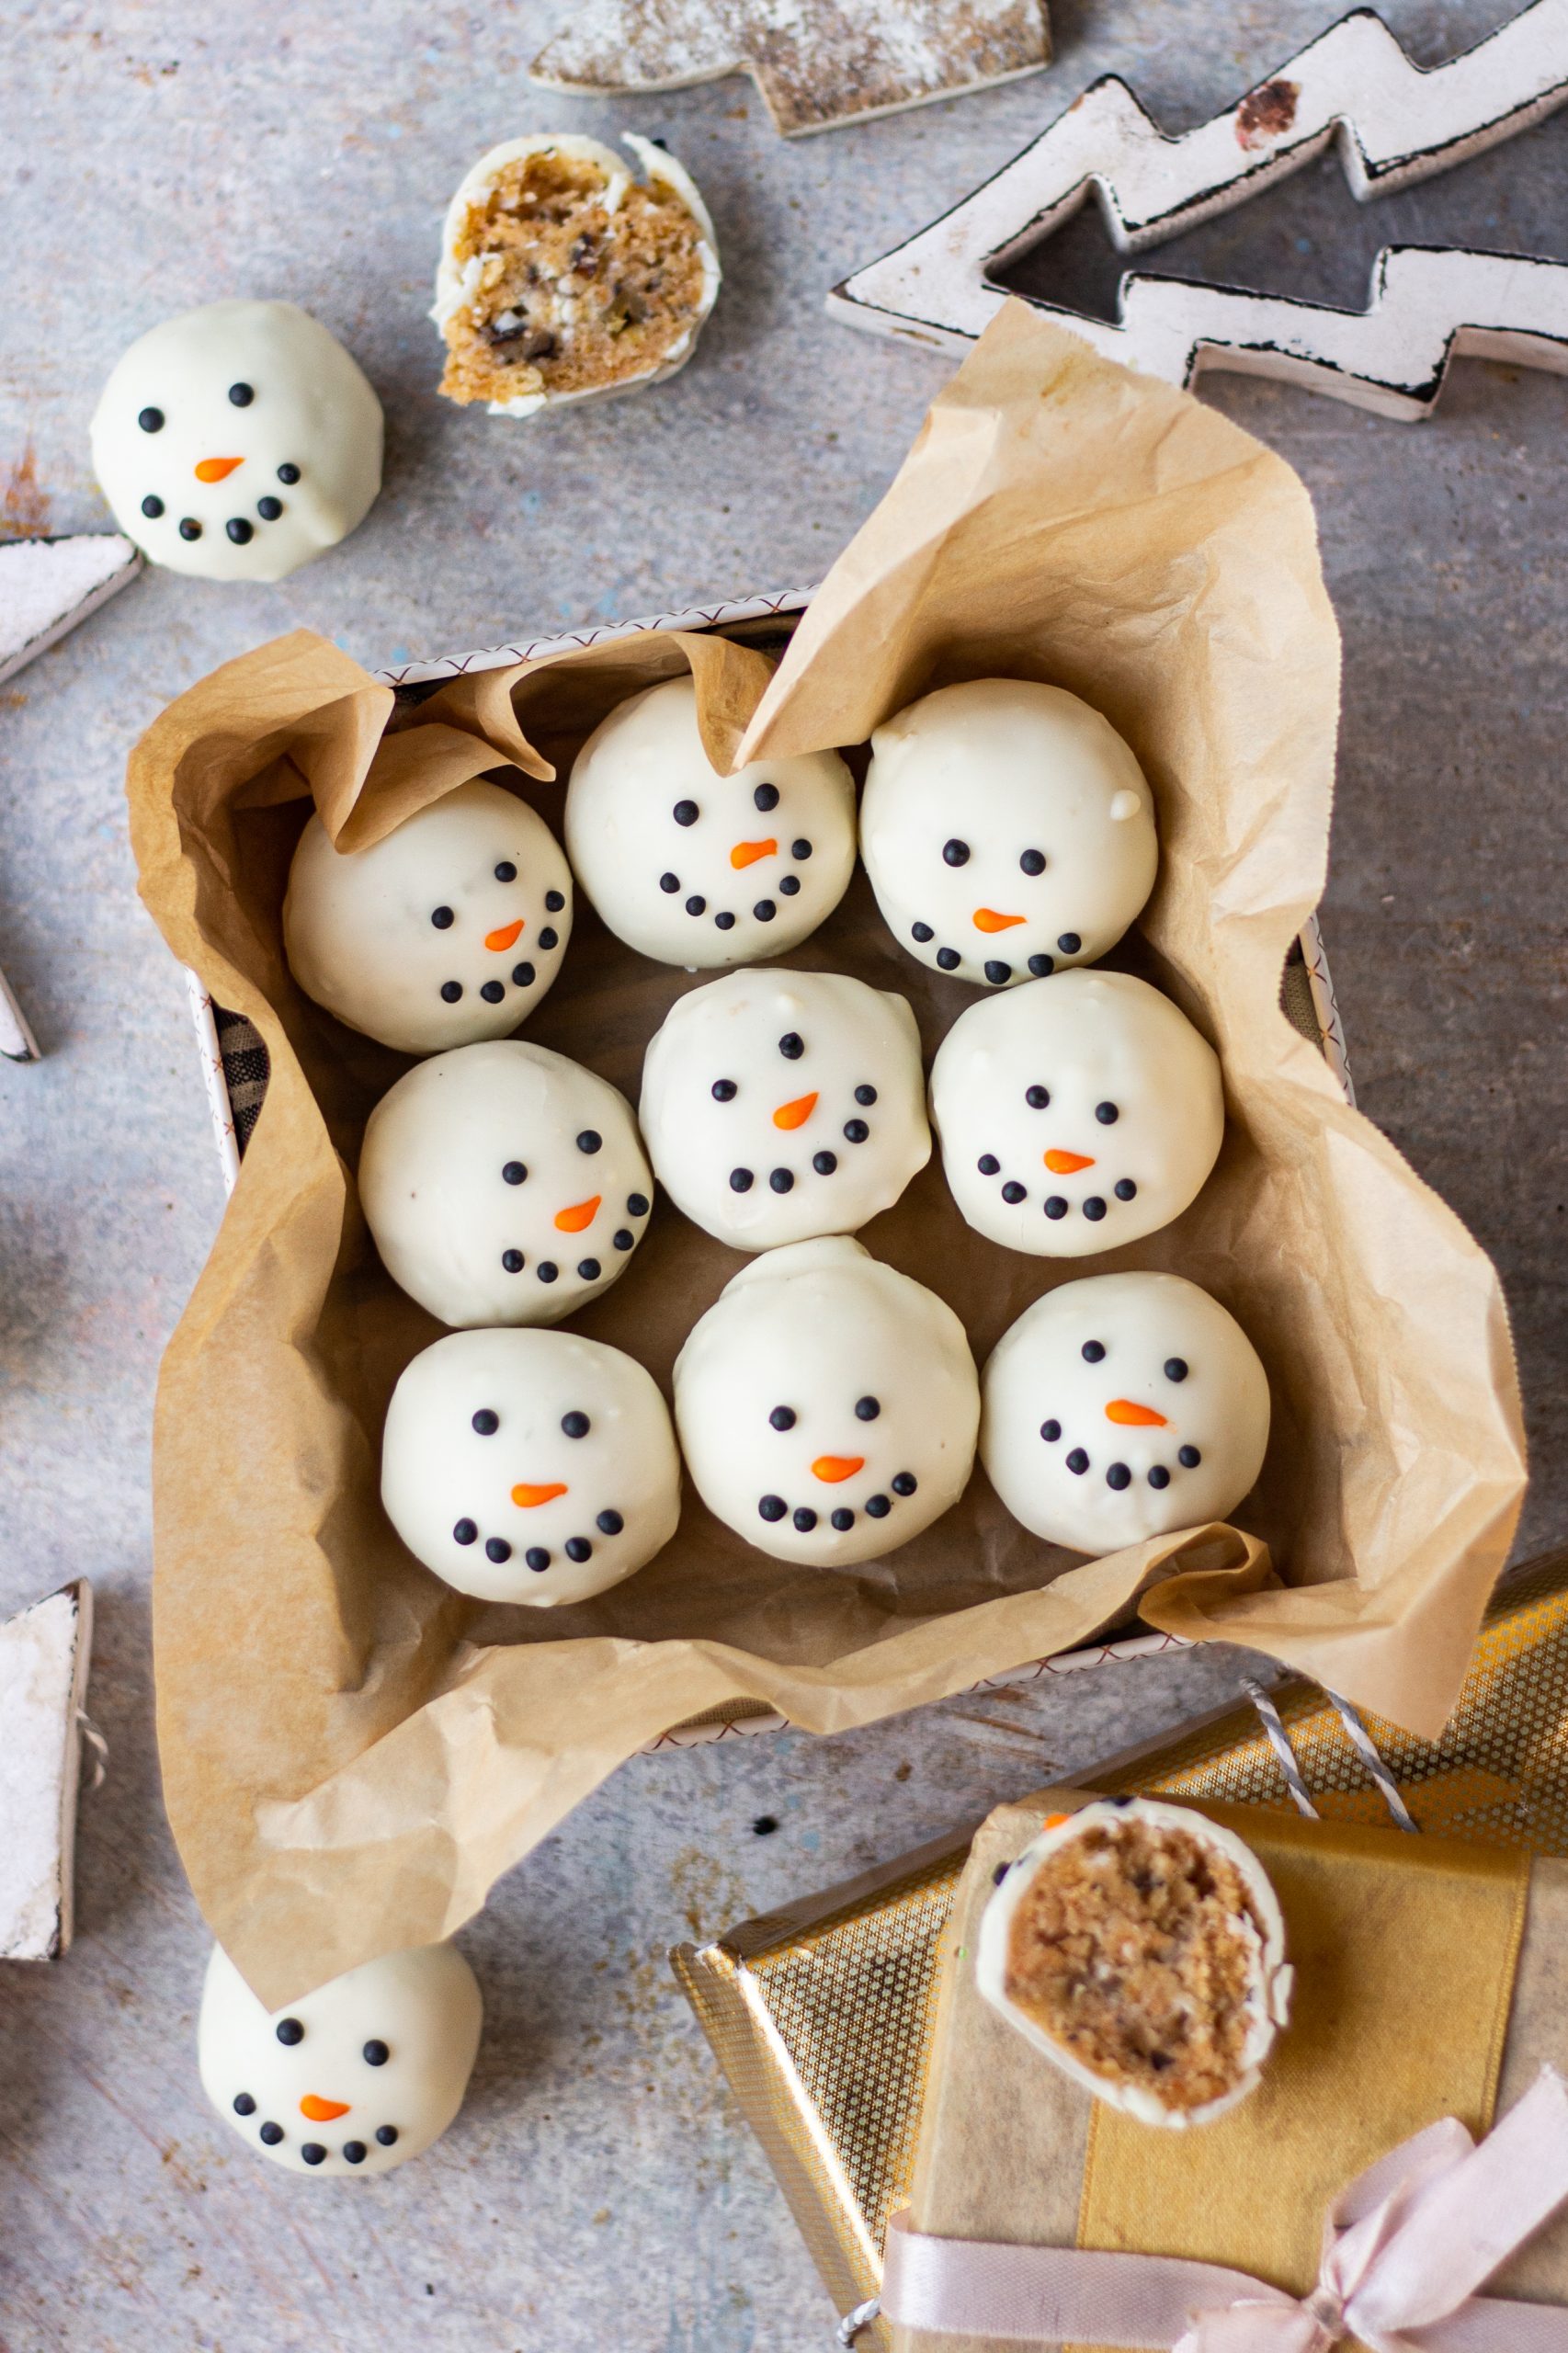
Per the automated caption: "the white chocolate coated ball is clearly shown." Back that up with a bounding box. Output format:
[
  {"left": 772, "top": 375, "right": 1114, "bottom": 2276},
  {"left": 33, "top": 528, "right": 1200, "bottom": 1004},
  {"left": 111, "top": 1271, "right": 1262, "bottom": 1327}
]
[
  {"left": 91, "top": 301, "right": 382, "bottom": 582},
  {"left": 359, "top": 1041, "right": 653, "bottom": 1328},
  {"left": 641, "top": 969, "right": 930, "bottom": 1250},
  {"left": 982, "top": 1272, "right": 1270, "bottom": 1554},
  {"left": 861, "top": 679, "right": 1157, "bottom": 987},
  {"left": 674, "top": 1236, "right": 979, "bottom": 1566},
  {"left": 198, "top": 1940, "right": 482, "bottom": 2177},
  {"left": 284, "top": 779, "right": 573, "bottom": 1054},
  {"left": 930, "top": 972, "right": 1223, "bottom": 1257},
  {"left": 564, "top": 678, "right": 856, "bottom": 967},
  {"left": 381, "top": 1327, "right": 680, "bottom": 1605}
]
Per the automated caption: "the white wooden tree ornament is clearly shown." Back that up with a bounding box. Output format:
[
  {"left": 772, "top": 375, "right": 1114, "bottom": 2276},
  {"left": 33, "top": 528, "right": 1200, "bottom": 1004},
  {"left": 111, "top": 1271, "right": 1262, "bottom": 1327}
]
[
  {"left": 0, "top": 1582, "right": 96, "bottom": 1961},
  {"left": 0, "top": 531, "right": 140, "bottom": 1062},
  {"left": 829, "top": 1, "right": 1568, "bottom": 417}
]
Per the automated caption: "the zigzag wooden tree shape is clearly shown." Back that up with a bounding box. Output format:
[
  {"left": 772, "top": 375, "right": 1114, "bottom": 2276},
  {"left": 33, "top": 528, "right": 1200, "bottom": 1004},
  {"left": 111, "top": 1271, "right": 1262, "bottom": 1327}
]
[{"left": 830, "top": 1, "right": 1568, "bottom": 416}]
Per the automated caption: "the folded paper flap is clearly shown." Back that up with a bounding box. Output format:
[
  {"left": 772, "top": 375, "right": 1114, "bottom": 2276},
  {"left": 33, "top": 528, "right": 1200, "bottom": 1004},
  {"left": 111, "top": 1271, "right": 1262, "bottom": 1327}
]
[
  {"left": 901, "top": 1787, "right": 1541, "bottom": 2353},
  {"left": 132, "top": 305, "right": 1522, "bottom": 2006}
]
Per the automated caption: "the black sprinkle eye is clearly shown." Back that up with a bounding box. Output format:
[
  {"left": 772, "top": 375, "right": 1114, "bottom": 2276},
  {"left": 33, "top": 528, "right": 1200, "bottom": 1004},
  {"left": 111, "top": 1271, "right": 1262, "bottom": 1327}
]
[
  {"left": 1020, "top": 849, "right": 1046, "bottom": 875},
  {"left": 942, "top": 838, "right": 970, "bottom": 867},
  {"left": 432, "top": 905, "right": 455, "bottom": 929},
  {"left": 855, "top": 1396, "right": 881, "bottom": 1421},
  {"left": 673, "top": 800, "right": 699, "bottom": 826},
  {"left": 228, "top": 381, "right": 256, "bottom": 406},
  {"left": 754, "top": 782, "right": 778, "bottom": 812},
  {"left": 854, "top": 1085, "right": 877, "bottom": 1106},
  {"left": 141, "top": 494, "right": 164, "bottom": 518},
  {"left": 472, "top": 1408, "right": 499, "bottom": 1435},
  {"left": 1025, "top": 1085, "right": 1049, "bottom": 1108},
  {"left": 362, "top": 2040, "right": 389, "bottom": 2066},
  {"left": 1165, "top": 1358, "right": 1188, "bottom": 1382},
  {"left": 769, "top": 1406, "right": 796, "bottom": 1430},
  {"left": 138, "top": 406, "right": 165, "bottom": 434},
  {"left": 778, "top": 1033, "right": 803, "bottom": 1061},
  {"left": 256, "top": 495, "right": 283, "bottom": 521},
  {"left": 1082, "top": 1340, "right": 1106, "bottom": 1363},
  {"left": 276, "top": 2018, "right": 304, "bottom": 2046},
  {"left": 503, "top": 1161, "right": 527, "bottom": 1185},
  {"left": 576, "top": 1131, "right": 602, "bottom": 1154},
  {"left": 177, "top": 517, "right": 202, "bottom": 540},
  {"left": 712, "top": 1079, "right": 737, "bottom": 1101},
  {"left": 226, "top": 518, "right": 254, "bottom": 544},
  {"left": 562, "top": 1411, "right": 590, "bottom": 1438},
  {"left": 277, "top": 461, "right": 301, "bottom": 484},
  {"left": 1096, "top": 1102, "right": 1119, "bottom": 1125},
  {"left": 494, "top": 860, "right": 517, "bottom": 881}
]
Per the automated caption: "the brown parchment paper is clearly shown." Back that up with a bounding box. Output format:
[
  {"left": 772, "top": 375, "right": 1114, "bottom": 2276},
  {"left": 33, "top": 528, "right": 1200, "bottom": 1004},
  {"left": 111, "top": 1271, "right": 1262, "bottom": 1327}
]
[
  {"left": 896, "top": 1788, "right": 1568, "bottom": 2353},
  {"left": 131, "top": 301, "right": 1524, "bottom": 2004}
]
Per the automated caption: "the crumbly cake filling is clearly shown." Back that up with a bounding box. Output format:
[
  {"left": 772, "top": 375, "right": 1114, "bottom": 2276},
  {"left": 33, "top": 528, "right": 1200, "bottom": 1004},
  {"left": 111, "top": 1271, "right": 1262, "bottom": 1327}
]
[
  {"left": 439, "top": 152, "right": 710, "bottom": 407},
  {"left": 1003, "top": 1817, "right": 1263, "bottom": 2113}
]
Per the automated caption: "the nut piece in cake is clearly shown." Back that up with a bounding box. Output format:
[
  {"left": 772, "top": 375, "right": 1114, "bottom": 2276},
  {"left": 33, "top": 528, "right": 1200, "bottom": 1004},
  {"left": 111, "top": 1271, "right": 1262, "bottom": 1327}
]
[
  {"left": 433, "top": 134, "right": 721, "bottom": 416},
  {"left": 976, "top": 1797, "right": 1291, "bottom": 2127}
]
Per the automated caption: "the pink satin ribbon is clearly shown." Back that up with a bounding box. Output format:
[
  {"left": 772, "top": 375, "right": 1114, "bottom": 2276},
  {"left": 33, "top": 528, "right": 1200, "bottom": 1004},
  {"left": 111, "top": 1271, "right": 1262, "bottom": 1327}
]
[{"left": 881, "top": 2066, "right": 1568, "bottom": 2351}]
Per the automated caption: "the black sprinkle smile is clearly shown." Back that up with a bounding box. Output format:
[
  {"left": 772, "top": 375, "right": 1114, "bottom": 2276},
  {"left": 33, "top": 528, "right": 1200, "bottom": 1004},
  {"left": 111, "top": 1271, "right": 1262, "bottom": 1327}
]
[
  {"left": 975, "top": 1086, "right": 1136, "bottom": 1222},
  {"left": 451, "top": 1401, "right": 629, "bottom": 1573},
  {"left": 657, "top": 796, "right": 814, "bottom": 931},
  {"left": 912, "top": 922, "right": 1085, "bottom": 985}
]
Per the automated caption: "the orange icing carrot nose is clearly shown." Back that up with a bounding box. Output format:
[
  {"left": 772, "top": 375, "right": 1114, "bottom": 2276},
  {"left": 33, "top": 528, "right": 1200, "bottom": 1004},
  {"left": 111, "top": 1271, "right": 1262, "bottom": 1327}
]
[
  {"left": 484, "top": 918, "right": 525, "bottom": 952},
  {"left": 512, "top": 1481, "right": 568, "bottom": 1507},
  {"left": 773, "top": 1091, "right": 818, "bottom": 1131},
  {"left": 300, "top": 2095, "right": 350, "bottom": 2121},
  {"left": 553, "top": 1195, "right": 601, "bottom": 1233},
  {"left": 812, "top": 1454, "right": 865, "bottom": 1483},
  {"left": 194, "top": 455, "right": 244, "bottom": 482},
  {"left": 730, "top": 838, "right": 778, "bottom": 870},
  {"left": 1044, "top": 1148, "right": 1096, "bottom": 1175},
  {"left": 1106, "top": 1399, "right": 1168, "bottom": 1427},
  {"left": 972, "top": 908, "right": 1024, "bottom": 932}
]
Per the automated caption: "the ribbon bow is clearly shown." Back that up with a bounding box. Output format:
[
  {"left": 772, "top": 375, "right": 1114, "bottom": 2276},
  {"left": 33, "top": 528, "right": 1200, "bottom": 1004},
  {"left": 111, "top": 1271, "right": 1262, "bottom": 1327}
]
[{"left": 882, "top": 2067, "right": 1568, "bottom": 2352}]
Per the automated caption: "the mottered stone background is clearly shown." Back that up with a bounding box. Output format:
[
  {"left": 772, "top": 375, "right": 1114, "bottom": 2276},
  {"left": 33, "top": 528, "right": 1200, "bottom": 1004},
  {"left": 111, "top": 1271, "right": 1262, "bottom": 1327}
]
[{"left": 0, "top": 2, "right": 1563, "bottom": 2346}]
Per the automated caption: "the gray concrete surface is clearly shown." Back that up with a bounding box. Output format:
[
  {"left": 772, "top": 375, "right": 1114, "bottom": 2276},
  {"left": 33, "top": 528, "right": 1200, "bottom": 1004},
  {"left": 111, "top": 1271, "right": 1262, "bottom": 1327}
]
[{"left": 0, "top": 2, "right": 1562, "bottom": 2346}]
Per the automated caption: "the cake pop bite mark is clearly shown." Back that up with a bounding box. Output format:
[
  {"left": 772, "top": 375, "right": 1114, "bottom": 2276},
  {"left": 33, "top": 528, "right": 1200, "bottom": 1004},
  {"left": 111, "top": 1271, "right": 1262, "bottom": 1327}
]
[
  {"left": 982, "top": 1272, "right": 1270, "bottom": 1554},
  {"left": 198, "top": 1941, "right": 483, "bottom": 2177},
  {"left": 283, "top": 778, "right": 572, "bottom": 1054},
  {"left": 358, "top": 1041, "right": 652, "bottom": 1329},
  {"left": 860, "top": 678, "right": 1157, "bottom": 987},
  {"left": 674, "top": 1235, "right": 979, "bottom": 1567},
  {"left": 566, "top": 677, "right": 856, "bottom": 969},
  {"left": 382, "top": 1328, "right": 680, "bottom": 1605},
  {"left": 930, "top": 971, "right": 1224, "bottom": 1259},
  {"left": 91, "top": 301, "right": 382, "bottom": 582},
  {"left": 641, "top": 970, "right": 929, "bottom": 1252}
]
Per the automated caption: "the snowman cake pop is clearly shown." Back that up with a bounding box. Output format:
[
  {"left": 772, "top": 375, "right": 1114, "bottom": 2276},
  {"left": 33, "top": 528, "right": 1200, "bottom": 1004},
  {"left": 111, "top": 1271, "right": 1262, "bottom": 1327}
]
[
  {"left": 284, "top": 779, "right": 573, "bottom": 1055},
  {"left": 382, "top": 1327, "right": 681, "bottom": 1604},
  {"left": 930, "top": 971, "right": 1224, "bottom": 1256},
  {"left": 674, "top": 1235, "right": 979, "bottom": 1566},
  {"left": 982, "top": 1272, "right": 1270, "bottom": 1555},
  {"left": 359, "top": 1040, "right": 653, "bottom": 1328},
  {"left": 564, "top": 677, "right": 856, "bottom": 968},
  {"left": 91, "top": 300, "right": 383, "bottom": 582},
  {"left": 641, "top": 969, "right": 931, "bottom": 1251},
  {"left": 198, "top": 1939, "right": 483, "bottom": 2177},
  {"left": 860, "top": 678, "right": 1158, "bottom": 987}
]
